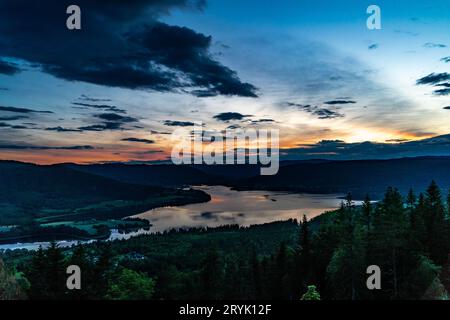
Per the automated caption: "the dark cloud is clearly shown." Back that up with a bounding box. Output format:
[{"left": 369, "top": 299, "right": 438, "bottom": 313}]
[
  {"left": 45, "top": 126, "right": 82, "bottom": 132},
  {"left": 324, "top": 100, "right": 356, "bottom": 105},
  {"left": 368, "top": 43, "right": 378, "bottom": 50},
  {"left": 432, "top": 82, "right": 450, "bottom": 95},
  {"left": 394, "top": 30, "right": 419, "bottom": 37},
  {"left": 281, "top": 134, "right": 450, "bottom": 160},
  {"left": 441, "top": 56, "right": 450, "bottom": 63},
  {"left": 313, "top": 109, "right": 344, "bottom": 119},
  {"left": 0, "top": 115, "right": 27, "bottom": 121},
  {"left": 150, "top": 130, "right": 171, "bottom": 135},
  {"left": 132, "top": 149, "right": 164, "bottom": 155},
  {"left": 121, "top": 137, "right": 155, "bottom": 144},
  {"left": 0, "top": 144, "right": 95, "bottom": 150},
  {"left": 386, "top": 138, "right": 411, "bottom": 143},
  {"left": 417, "top": 73, "right": 450, "bottom": 95},
  {"left": 226, "top": 124, "right": 242, "bottom": 130},
  {"left": 0, "top": 1, "right": 257, "bottom": 97},
  {"left": 423, "top": 42, "right": 447, "bottom": 48},
  {"left": 434, "top": 88, "right": 450, "bottom": 96},
  {"left": 416, "top": 73, "right": 450, "bottom": 85},
  {"left": 78, "top": 95, "right": 112, "bottom": 102},
  {"left": 77, "top": 124, "right": 111, "bottom": 132},
  {"left": 190, "top": 90, "right": 219, "bottom": 98},
  {"left": 163, "top": 120, "right": 195, "bottom": 127},
  {"left": 213, "top": 112, "right": 251, "bottom": 122},
  {"left": 0, "top": 60, "right": 21, "bottom": 75},
  {"left": 0, "top": 122, "right": 31, "bottom": 129},
  {"left": 251, "top": 119, "right": 275, "bottom": 124},
  {"left": 95, "top": 113, "right": 137, "bottom": 123},
  {"left": 0, "top": 106, "right": 53, "bottom": 114},
  {"left": 287, "top": 102, "right": 344, "bottom": 120},
  {"left": 78, "top": 122, "right": 123, "bottom": 132},
  {"left": 127, "top": 22, "right": 258, "bottom": 97},
  {"left": 72, "top": 102, "right": 126, "bottom": 114},
  {"left": 76, "top": 112, "right": 139, "bottom": 131}
]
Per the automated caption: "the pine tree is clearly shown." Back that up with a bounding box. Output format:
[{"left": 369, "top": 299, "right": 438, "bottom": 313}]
[
  {"left": 27, "top": 246, "right": 48, "bottom": 299},
  {"left": 92, "top": 244, "right": 114, "bottom": 299},
  {"left": 297, "top": 214, "right": 312, "bottom": 293},
  {"left": 250, "top": 248, "right": 262, "bottom": 299},
  {"left": 362, "top": 194, "right": 372, "bottom": 232},
  {"left": 46, "top": 242, "right": 66, "bottom": 299},
  {"left": 447, "top": 189, "right": 450, "bottom": 217},
  {"left": 299, "top": 215, "right": 311, "bottom": 262},
  {"left": 345, "top": 192, "right": 355, "bottom": 213},
  {"left": 424, "top": 181, "right": 447, "bottom": 265},
  {"left": 336, "top": 201, "right": 346, "bottom": 225},
  {"left": 273, "top": 241, "right": 292, "bottom": 299},
  {"left": 407, "top": 188, "right": 417, "bottom": 209},
  {"left": 68, "top": 244, "right": 92, "bottom": 299},
  {"left": 371, "top": 187, "right": 408, "bottom": 298},
  {"left": 200, "top": 248, "right": 223, "bottom": 300},
  {"left": 408, "top": 192, "right": 426, "bottom": 254}
]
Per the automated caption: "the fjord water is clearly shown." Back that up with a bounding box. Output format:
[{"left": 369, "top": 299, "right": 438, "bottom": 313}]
[
  {"left": 132, "top": 185, "right": 346, "bottom": 232},
  {"left": 0, "top": 186, "right": 346, "bottom": 251}
]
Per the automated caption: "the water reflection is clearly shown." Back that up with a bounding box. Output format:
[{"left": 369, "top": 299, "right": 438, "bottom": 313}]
[
  {"left": 133, "top": 185, "right": 346, "bottom": 233},
  {"left": 0, "top": 228, "right": 151, "bottom": 251}
]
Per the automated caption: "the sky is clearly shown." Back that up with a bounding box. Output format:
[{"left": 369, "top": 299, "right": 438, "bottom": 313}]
[{"left": 0, "top": 0, "right": 449, "bottom": 164}]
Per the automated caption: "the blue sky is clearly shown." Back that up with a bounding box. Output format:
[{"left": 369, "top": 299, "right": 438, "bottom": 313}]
[{"left": 0, "top": 0, "right": 449, "bottom": 163}]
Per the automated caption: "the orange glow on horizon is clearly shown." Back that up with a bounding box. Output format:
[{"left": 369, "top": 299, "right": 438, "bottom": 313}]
[{"left": 0, "top": 129, "right": 439, "bottom": 165}]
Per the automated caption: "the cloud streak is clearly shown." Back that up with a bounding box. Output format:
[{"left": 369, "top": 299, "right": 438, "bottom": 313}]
[
  {"left": 0, "top": 106, "right": 53, "bottom": 114},
  {"left": 423, "top": 42, "right": 447, "bottom": 48},
  {"left": 45, "top": 126, "right": 82, "bottom": 132},
  {"left": 416, "top": 73, "right": 450, "bottom": 85},
  {"left": 416, "top": 73, "right": 450, "bottom": 95},
  {"left": 163, "top": 120, "right": 195, "bottom": 127},
  {"left": 324, "top": 100, "right": 356, "bottom": 105},
  {"left": 121, "top": 137, "right": 155, "bottom": 144},
  {"left": 0, "top": 60, "right": 21, "bottom": 75},
  {"left": 287, "top": 102, "right": 344, "bottom": 119},
  {"left": 0, "top": 144, "right": 95, "bottom": 150},
  {"left": 213, "top": 112, "right": 251, "bottom": 122},
  {"left": 72, "top": 102, "right": 127, "bottom": 114}
]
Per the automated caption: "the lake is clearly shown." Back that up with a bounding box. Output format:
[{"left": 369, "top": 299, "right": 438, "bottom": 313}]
[
  {"left": 0, "top": 185, "right": 346, "bottom": 251},
  {"left": 132, "top": 185, "right": 346, "bottom": 232}
]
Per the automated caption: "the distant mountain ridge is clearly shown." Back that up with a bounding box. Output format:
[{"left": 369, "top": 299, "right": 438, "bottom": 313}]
[
  {"left": 58, "top": 156, "right": 450, "bottom": 199},
  {"left": 231, "top": 156, "right": 450, "bottom": 198},
  {"left": 62, "top": 163, "right": 219, "bottom": 187}
]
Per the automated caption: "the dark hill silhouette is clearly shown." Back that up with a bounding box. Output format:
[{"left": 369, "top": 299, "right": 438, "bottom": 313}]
[
  {"left": 62, "top": 163, "right": 219, "bottom": 187},
  {"left": 59, "top": 156, "right": 450, "bottom": 199},
  {"left": 0, "top": 161, "right": 210, "bottom": 225},
  {"left": 231, "top": 156, "right": 450, "bottom": 199}
]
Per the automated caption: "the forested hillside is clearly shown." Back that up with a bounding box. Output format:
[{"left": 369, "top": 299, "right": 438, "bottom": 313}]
[
  {"left": 0, "top": 161, "right": 210, "bottom": 242},
  {"left": 2, "top": 181, "right": 449, "bottom": 300}
]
